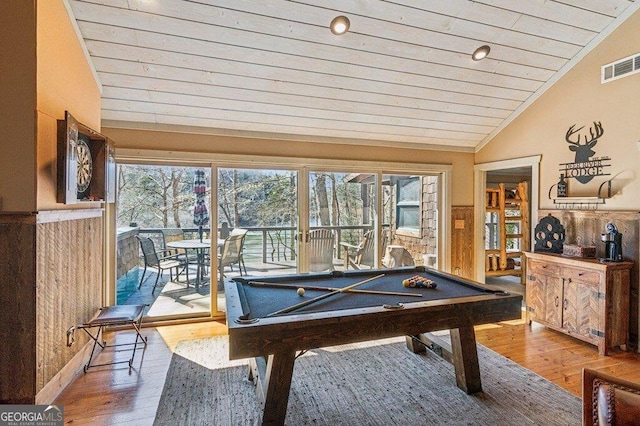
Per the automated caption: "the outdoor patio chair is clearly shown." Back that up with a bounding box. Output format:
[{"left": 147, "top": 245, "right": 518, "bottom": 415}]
[
  {"left": 161, "top": 228, "right": 199, "bottom": 264},
  {"left": 308, "top": 228, "right": 335, "bottom": 272},
  {"left": 218, "top": 228, "right": 248, "bottom": 283},
  {"left": 136, "top": 235, "right": 187, "bottom": 293},
  {"left": 340, "top": 230, "right": 375, "bottom": 269}
]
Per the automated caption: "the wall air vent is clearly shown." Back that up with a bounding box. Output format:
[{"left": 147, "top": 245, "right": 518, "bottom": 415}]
[{"left": 601, "top": 53, "right": 640, "bottom": 83}]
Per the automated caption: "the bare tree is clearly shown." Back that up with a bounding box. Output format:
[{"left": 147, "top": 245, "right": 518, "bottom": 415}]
[{"left": 315, "top": 173, "right": 330, "bottom": 226}]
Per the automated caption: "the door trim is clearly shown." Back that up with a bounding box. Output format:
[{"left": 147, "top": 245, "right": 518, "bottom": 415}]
[{"left": 473, "top": 155, "right": 540, "bottom": 283}]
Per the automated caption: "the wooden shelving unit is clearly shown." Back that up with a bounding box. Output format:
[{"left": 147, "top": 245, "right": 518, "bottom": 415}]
[{"left": 485, "top": 182, "right": 529, "bottom": 283}]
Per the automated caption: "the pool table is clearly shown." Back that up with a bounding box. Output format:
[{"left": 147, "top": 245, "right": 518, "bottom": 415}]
[{"left": 225, "top": 266, "right": 522, "bottom": 425}]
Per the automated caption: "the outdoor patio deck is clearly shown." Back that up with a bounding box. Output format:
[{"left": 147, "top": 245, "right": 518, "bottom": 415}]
[{"left": 121, "top": 258, "right": 348, "bottom": 319}]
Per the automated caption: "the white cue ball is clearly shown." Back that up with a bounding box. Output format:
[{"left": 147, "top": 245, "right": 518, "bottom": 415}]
[{"left": 297, "top": 287, "right": 305, "bottom": 296}]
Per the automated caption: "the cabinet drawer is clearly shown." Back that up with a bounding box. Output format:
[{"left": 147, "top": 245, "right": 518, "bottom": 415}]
[
  {"left": 527, "top": 260, "right": 561, "bottom": 276},
  {"left": 561, "top": 266, "right": 601, "bottom": 285}
]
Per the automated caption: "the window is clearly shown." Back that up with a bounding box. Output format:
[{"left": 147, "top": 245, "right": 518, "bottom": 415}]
[{"left": 396, "top": 177, "right": 420, "bottom": 233}]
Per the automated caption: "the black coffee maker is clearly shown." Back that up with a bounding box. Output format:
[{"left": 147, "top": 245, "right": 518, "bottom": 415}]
[{"left": 601, "top": 222, "right": 623, "bottom": 262}]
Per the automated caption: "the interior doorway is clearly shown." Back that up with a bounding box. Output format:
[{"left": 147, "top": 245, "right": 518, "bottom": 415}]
[
  {"left": 484, "top": 167, "right": 532, "bottom": 298},
  {"left": 473, "top": 156, "right": 541, "bottom": 294}
]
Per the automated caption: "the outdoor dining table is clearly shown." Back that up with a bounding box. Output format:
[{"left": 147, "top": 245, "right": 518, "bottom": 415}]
[{"left": 166, "top": 239, "right": 224, "bottom": 289}]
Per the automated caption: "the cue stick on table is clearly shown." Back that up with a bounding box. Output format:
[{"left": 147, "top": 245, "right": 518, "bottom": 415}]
[
  {"left": 265, "top": 273, "right": 386, "bottom": 317},
  {"left": 248, "top": 280, "right": 422, "bottom": 297}
]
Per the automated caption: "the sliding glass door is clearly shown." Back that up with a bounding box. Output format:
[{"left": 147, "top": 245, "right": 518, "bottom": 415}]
[
  {"left": 112, "top": 154, "right": 447, "bottom": 322},
  {"left": 115, "top": 164, "right": 212, "bottom": 320},
  {"left": 306, "top": 170, "right": 378, "bottom": 272},
  {"left": 216, "top": 167, "right": 299, "bottom": 301}
]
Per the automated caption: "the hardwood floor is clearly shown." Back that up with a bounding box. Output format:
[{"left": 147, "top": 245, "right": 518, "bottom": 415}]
[{"left": 55, "top": 315, "right": 640, "bottom": 425}]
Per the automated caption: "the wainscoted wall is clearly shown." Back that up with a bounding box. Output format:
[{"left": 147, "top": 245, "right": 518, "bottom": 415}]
[
  {"left": 0, "top": 210, "right": 103, "bottom": 403},
  {"left": 538, "top": 209, "right": 640, "bottom": 350},
  {"left": 0, "top": 216, "right": 36, "bottom": 403}
]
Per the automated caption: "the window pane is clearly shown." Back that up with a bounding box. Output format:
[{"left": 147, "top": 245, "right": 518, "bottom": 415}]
[
  {"left": 397, "top": 206, "right": 419, "bottom": 228},
  {"left": 397, "top": 178, "right": 420, "bottom": 202}
]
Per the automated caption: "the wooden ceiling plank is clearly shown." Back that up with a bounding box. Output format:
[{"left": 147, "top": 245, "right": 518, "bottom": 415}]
[
  {"left": 85, "top": 39, "right": 533, "bottom": 103},
  {"left": 73, "top": 1, "right": 568, "bottom": 74},
  {"left": 68, "top": 0, "right": 638, "bottom": 150},
  {"left": 102, "top": 86, "right": 496, "bottom": 134},
  {"left": 286, "top": 0, "right": 582, "bottom": 57},
  {"left": 91, "top": 56, "right": 521, "bottom": 113},
  {"left": 100, "top": 98, "right": 487, "bottom": 141},
  {"left": 391, "top": 0, "right": 598, "bottom": 45},
  {"left": 473, "top": 0, "right": 616, "bottom": 31},
  {"left": 97, "top": 66, "right": 511, "bottom": 121},
  {"left": 101, "top": 110, "right": 480, "bottom": 149},
  {"left": 74, "top": 10, "right": 555, "bottom": 91},
  {"left": 99, "top": 73, "right": 504, "bottom": 127},
  {"left": 78, "top": 20, "right": 549, "bottom": 92},
  {"left": 535, "top": 0, "right": 636, "bottom": 18}
]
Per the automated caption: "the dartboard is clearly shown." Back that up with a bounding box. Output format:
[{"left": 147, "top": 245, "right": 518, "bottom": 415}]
[
  {"left": 534, "top": 215, "right": 565, "bottom": 253},
  {"left": 76, "top": 137, "right": 93, "bottom": 195}
]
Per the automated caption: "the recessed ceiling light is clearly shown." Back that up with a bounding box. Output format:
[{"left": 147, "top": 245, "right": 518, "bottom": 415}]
[
  {"left": 330, "top": 16, "right": 350, "bottom": 35},
  {"left": 472, "top": 45, "right": 491, "bottom": 61}
]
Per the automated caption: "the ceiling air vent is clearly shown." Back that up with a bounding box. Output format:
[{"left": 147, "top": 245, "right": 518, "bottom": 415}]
[{"left": 601, "top": 53, "right": 640, "bottom": 83}]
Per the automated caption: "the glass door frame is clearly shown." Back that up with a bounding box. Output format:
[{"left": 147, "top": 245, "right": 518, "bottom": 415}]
[{"left": 112, "top": 148, "right": 452, "bottom": 322}]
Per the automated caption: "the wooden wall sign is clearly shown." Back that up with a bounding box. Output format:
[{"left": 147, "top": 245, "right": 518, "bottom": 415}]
[{"left": 560, "top": 121, "right": 611, "bottom": 184}]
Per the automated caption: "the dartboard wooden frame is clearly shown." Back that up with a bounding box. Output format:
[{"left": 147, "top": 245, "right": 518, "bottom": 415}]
[{"left": 57, "top": 111, "right": 116, "bottom": 204}]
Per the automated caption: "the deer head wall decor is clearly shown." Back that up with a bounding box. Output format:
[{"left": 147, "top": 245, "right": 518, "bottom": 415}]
[{"left": 565, "top": 121, "right": 604, "bottom": 184}]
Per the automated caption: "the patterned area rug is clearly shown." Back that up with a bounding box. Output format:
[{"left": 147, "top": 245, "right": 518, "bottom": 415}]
[{"left": 154, "top": 336, "right": 581, "bottom": 425}]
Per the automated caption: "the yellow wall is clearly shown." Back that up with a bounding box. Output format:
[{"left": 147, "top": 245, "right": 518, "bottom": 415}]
[
  {"left": 0, "top": 1, "right": 37, "bottom": 212},
  {"left": 103, "top": 128, "right": 476, "bottom": 206},
  {"left": 36, "top": 0, "right": 101, "bottom": 211},
  {"left": 476, "top": 9, "right": 640, "bottom": 210},
  {"left": 0, "top": 0, "right": 100, "bottom": 213}
]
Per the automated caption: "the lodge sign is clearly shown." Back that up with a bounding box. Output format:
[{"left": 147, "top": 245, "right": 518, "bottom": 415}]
[{"left": 560, "top": 121, "right": 611, "bottom": 184}]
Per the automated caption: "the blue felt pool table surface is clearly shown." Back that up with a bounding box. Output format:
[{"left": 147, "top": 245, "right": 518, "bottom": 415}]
[{"left": 232, "top": 266, "right": 509, "bottom": 319}]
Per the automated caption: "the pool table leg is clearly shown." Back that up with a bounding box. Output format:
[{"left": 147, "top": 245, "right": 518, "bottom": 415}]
[
  {"left": 248, "top": 350, "right": 297, "bottom": 426},
  {"left": 406, "top": 327, "right": 482, "bottom": 395},
  {"left": 450, "top": 326, "right": 482, "bottom": 394}
]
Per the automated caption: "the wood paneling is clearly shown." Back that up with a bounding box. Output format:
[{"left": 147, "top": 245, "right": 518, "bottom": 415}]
[
  {"left": 66, "top": 0, "right": 639, "bottom": 149},
  {"left": 36, "top": 215, "right": 103, "bottom": 393},
  {"left": 0, "top": 211, "right": 103, "bottom": 403},
  {"left": 0, "top": 217, "right": 37, "bottom": 403},
  {"left": 451, "top": 206, "right": 474, "bottom": 279}
]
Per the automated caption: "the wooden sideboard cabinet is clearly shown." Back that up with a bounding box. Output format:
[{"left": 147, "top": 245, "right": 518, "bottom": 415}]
[{"left": 525, "top": 252, "right": 633, "bottom": 355}]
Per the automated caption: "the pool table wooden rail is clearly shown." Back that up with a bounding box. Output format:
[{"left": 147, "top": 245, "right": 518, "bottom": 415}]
[{"left": 226, "top": 291, "right": 522, "bottom": 360}]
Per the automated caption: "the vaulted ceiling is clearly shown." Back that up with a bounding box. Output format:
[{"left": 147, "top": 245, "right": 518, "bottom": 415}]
[{"left": 67, "top": 0, "right": 639, "bottom": 152}]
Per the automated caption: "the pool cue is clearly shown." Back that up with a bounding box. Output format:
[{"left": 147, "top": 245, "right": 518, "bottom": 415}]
[
  {"left": 248, "top": 280, "right": 422, "bottom": 297},
  {"left": 266, "top": 273, "right": 386, "bottom": 317}
]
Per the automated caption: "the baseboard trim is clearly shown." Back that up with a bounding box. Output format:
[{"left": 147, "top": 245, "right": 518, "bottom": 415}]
[{"left": 36, "top": 340, "right": 92, "bottom": 404}]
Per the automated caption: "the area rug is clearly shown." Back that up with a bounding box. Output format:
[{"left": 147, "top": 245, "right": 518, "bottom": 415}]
[{"left": 154, "top": 336, "right": 581, "bottom": 425}]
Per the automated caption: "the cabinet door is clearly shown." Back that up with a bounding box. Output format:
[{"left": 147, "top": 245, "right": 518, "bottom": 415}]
[
  {"left": 562, "top": 277, "right": 599, "bottom": 341},
  {"left": 526, "top": 273, "right": 546, "bottom": 323},
  {"left": 544, "top": 275, "right": 563, "bottom": 328}
]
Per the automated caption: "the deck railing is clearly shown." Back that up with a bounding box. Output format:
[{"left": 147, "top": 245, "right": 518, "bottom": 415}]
[{"left": 130, "top": 224, "right": 377, "bottom": 264}]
